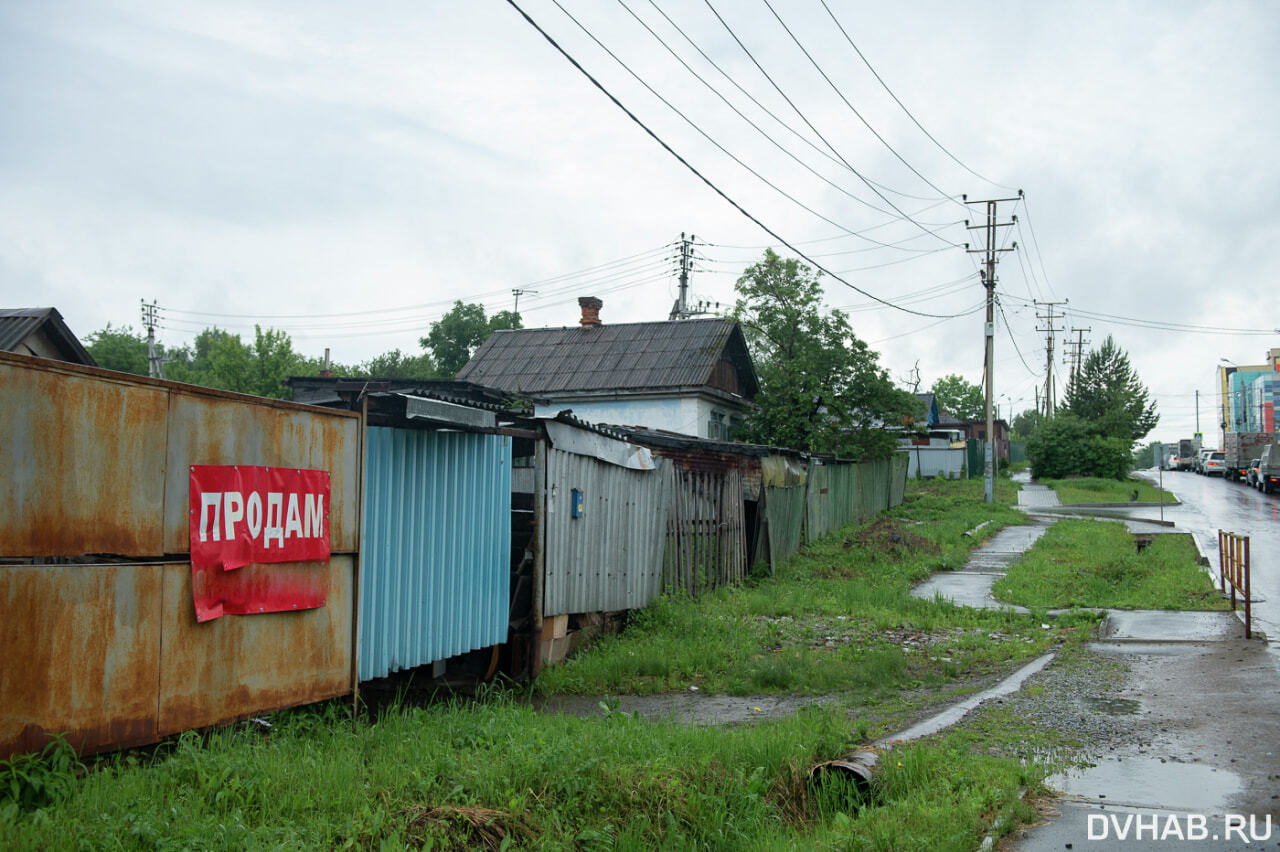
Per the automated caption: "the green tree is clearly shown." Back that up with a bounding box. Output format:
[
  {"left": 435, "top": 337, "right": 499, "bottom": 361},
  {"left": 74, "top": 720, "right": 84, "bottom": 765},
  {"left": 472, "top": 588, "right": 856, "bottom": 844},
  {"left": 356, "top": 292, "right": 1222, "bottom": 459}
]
[
  {"left": 349, "top": 348, "right": 439, "bottom": 380},
  {"left": 1063, "top": 335, "right": 1158, "bottom": 441},
  {"left": 166, "top": 326, "right": 319, "bottom": 398},
  {"left": 1010, "top": 408, "right": 1040, "bottom": 440},
  {"left": 84, "top": 324, "right": 150, "bottom": 375},
  {"left": 930, "top": 373, "right": 984, "bottom": 421},
  {"left": 731, "top": 250, "right": 918, "bottom": 460},
  {"left": 422, "top": 302, "right": 522, "bottom": 378},
  {"left": 1026, "top": 415, "right": 1131, "bottom": 480}
]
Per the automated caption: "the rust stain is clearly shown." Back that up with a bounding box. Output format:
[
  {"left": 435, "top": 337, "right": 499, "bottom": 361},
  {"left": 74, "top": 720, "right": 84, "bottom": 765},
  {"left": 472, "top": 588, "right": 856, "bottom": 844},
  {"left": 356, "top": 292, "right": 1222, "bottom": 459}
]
[
  {"left": 157, "top": 559, "right": 352, "bottom": 738},
  {"left": 1, "top": 361, "right": 168, "bottom": 557},
  {"left": 0, "top": 563, "right": 162, "bottom": 759}
]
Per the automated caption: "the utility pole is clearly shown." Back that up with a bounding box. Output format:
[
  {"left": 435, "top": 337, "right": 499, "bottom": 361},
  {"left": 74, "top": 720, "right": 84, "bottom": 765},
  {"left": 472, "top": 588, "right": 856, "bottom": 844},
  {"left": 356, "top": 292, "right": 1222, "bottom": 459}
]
[
  {"left": 965, "top": 195, "right": 1018, "bottom": 503},
  {"left": 669, "top": 232, "right": 697, "bottom": 320},
  {"left": 1065, "top": 326, "right": 1091, "bottom": 383},
  {"left": 511, "top": 288, "right": 537, "bottom": 316},
  {"left": 1035, "top": 299, "right": 1068, "bottom": 417},
  {"left": 140, "top": 299, "right": 164, "bottom": 379}
]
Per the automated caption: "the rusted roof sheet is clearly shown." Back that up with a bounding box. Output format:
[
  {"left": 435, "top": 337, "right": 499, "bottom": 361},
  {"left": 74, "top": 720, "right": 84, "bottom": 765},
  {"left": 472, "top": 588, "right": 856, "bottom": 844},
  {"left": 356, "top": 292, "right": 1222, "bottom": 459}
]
[{"left": 457, "top": 318, "right": 758, "bottom": 398}]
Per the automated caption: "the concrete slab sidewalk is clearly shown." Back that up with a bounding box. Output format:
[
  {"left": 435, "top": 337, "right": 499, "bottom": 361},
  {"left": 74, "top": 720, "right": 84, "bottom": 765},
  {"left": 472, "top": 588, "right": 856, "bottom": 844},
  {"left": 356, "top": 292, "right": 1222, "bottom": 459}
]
[{"left": 909, "top": 476, "right": 1280, "bottom": 849}]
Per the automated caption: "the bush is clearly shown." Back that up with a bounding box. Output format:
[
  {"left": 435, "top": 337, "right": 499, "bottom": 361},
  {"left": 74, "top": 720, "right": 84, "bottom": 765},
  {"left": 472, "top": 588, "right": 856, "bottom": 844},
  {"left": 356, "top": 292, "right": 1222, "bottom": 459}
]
[{"left": 1027, "top": 415, "right": 1131, "bottom": 480}]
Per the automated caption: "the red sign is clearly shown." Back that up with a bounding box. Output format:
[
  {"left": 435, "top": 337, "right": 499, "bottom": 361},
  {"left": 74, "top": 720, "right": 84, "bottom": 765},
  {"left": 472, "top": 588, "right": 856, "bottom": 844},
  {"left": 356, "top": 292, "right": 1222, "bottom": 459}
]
[{"left": 188, "top": 465, "right": 332, "bottom": 622}]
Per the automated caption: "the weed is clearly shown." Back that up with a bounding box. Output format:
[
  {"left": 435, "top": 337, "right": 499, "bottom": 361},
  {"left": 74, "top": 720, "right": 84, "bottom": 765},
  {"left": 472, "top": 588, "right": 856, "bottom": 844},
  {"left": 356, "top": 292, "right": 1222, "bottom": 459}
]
[{"left": 0, "top": 733, "right": 82, "bottom": 814}]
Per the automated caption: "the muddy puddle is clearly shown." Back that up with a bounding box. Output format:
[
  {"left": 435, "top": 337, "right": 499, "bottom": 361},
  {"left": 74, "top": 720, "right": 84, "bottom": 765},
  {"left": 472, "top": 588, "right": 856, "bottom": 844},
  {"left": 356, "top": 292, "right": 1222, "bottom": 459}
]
[
  {"left": 1079, "top": 696, "right": 1142, "bottom": 715},
  {"left": 1048, "top": 756, "right": 1244, "bottom": 811},
  {"left": 529, "top": 692, "right": 837, "bottom": 725}
]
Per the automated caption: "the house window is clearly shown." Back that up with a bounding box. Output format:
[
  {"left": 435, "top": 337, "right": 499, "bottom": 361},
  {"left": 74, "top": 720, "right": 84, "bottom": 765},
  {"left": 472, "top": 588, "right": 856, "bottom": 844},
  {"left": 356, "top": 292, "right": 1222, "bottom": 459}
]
[{"left": 708, "top": 410, "right": 728, "bottom": 440}]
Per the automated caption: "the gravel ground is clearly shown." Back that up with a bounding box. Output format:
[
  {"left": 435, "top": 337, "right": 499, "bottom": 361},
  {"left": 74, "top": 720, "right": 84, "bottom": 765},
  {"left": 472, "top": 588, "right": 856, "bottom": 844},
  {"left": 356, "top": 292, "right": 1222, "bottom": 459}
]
[{"left": 958, "top": 645, "right": 1140, "bottom": 765}]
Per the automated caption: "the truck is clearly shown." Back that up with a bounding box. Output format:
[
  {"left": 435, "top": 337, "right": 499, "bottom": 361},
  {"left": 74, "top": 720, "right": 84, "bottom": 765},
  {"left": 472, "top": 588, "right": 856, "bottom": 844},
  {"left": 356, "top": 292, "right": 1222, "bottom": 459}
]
[
  {"left": 1177, "top": 438, "right": 1196, "bottom": 471},
  {"left": 1257, "top": 441, "right": 1280, "bottom": 494},
  {"left": 1224, "top": 432, "right": 1275, "bottom": 482}
]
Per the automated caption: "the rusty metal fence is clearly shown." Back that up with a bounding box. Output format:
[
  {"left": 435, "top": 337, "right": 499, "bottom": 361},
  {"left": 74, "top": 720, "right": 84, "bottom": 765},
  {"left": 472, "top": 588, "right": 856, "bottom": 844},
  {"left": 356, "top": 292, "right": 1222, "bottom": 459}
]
[
  {"left": 0, "top": 352, "right": 361, "bottom": 758},
  {"left": 1218, "top": 529, "right": 1252, "bottom": 638}
]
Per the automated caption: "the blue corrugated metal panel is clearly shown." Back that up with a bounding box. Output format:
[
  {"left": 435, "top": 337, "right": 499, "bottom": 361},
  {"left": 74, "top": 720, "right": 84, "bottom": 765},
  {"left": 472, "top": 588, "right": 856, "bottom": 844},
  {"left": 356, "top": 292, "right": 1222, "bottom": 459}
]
[
  {"left": 359, "top": 427, "right": 511, "bottom": 682},
  {"left": 543, "top": 450, "right": 670, "bottom": 616}
]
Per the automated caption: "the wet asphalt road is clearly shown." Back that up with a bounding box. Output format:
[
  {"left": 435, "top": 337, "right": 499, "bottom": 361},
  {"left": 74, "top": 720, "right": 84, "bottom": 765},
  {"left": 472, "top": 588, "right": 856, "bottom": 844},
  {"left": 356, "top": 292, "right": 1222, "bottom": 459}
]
[{"left": 1132, "top": 468, "right": 1280, "bottom": 649}]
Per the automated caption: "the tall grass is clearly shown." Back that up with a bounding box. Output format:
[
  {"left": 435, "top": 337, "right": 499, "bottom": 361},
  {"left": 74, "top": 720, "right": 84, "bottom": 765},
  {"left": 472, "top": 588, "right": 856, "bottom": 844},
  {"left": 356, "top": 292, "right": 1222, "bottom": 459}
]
[{"left": 992, "top": 519, "right": 1227, "bottom": 610}]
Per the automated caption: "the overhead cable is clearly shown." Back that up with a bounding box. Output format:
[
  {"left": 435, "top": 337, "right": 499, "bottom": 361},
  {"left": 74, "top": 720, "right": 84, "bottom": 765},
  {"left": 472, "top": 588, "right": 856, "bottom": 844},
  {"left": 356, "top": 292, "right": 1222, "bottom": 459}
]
[
  {"left": 505, "top": 0, "right": 973, "bottom": 319},
  {"left": 818, "top": 0, "right": 1017, "bottom": 192}
]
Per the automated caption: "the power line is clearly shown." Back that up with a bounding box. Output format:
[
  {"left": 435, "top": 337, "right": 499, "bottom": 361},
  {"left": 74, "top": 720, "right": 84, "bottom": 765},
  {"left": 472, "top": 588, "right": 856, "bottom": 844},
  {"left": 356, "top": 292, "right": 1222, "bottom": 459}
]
[
  {"left": 699, "top": 0, "right": 961, "bottom": 247},
  {"left": 613, "top": 0, "right": 943, "bottom": 238},
  {"left": 760, "top": 0, "right": 962, "bottom": 206},
  {"left": 818, "top": 0, "right": 1017, "bottom": 193},
  {"left": 504, "top": 0, "right": 973, "bottom": 319},
  {"left": 548, "top": 0, "right": 951, "bottom": 251}
]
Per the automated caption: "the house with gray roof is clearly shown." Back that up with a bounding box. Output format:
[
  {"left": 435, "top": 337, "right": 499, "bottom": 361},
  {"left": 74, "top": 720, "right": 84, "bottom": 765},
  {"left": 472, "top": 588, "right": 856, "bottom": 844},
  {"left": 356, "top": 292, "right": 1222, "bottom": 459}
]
[
  {"left": 457, "top": 297, "right": 759, "bottom": 440},
  {"left": 0, "top": 307, "right": 95, "bottom": 366}
]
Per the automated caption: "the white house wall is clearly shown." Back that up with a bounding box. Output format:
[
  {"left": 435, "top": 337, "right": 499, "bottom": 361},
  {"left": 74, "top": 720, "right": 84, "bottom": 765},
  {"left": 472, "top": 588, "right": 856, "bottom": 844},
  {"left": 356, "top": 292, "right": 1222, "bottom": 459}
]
[{"left": 535, "top": 396, "right": 732, "bottom": 438}]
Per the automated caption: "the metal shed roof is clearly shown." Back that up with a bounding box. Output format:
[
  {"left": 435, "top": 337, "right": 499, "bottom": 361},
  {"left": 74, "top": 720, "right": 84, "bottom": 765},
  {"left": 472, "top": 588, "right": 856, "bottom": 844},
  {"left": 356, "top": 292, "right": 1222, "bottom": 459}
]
[
  {"left": 457, "top": 318, "right": 758, "bottom": 399},
  {"left": 0, "top": 308, "right": 95, "bottom": 366}
]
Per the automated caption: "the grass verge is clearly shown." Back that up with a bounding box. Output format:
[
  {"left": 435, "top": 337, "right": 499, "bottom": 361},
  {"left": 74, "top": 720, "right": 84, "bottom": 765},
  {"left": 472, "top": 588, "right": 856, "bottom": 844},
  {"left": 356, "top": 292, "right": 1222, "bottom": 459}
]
[
  {"left": 992, "top": 519, "right": 1228, "bottom": 610},
  {"left": 535, "top": 476, "right": 1067, "bottom": 700},
  {"left": 1, "top": 477, "right": 1111, "bottom": 851},
  {"left": 1039, "top": 476, "right": 1174, "bottom": 505}
]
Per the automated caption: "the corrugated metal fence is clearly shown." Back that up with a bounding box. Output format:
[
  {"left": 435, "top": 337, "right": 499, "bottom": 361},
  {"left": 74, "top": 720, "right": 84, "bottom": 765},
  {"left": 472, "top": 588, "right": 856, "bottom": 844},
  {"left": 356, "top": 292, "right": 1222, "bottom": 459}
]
[
  {"left": 763, "top": 456, "right": 910, "bottom": 570},
  {"left": 542, "top": 448, "right": 670, "bottom": 616},
  {"left": 359, "top": 427, "right": 512, "bottom": 682}
]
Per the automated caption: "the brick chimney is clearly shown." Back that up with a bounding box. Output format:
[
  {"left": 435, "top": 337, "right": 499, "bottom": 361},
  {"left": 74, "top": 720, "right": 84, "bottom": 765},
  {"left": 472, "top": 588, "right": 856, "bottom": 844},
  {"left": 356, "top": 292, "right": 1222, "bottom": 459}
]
[{"left": 578, "top": 296, "right": 603, "bottom": 327}]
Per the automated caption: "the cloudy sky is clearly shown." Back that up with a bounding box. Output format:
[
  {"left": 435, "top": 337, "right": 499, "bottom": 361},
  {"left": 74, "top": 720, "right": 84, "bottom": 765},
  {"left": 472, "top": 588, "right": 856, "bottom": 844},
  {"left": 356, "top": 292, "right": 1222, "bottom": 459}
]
[{"left": 2, "top": 0, "right": 1277, "bottom": 442}]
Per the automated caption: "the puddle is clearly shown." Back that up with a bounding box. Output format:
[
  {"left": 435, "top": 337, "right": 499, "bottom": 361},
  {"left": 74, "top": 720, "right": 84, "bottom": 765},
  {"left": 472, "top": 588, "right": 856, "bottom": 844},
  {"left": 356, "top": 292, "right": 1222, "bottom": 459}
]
[
  {"left": 1048, "top": 756, "right": 1244, "bottom": 811},
  {"left": 1079, "top": 696, "right": 1142, "bottom": 715},
  {"left": 529, "top": 693, "right": 836, "bottom": 725}
]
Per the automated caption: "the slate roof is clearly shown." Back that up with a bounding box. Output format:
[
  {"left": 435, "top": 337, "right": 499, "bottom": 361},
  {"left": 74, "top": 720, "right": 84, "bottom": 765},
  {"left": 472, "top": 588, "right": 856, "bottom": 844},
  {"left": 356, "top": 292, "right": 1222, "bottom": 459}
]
[
  {"left": 0, "top": 307, "right": 96, "bottom": 366},
  {"left": 457, "top": 318, "right": 759, "bottom": 399}
]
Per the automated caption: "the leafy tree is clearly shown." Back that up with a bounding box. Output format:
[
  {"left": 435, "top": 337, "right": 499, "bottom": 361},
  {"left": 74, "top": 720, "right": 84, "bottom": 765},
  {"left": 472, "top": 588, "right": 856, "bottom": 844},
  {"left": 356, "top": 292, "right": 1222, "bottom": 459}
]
[
  {"left": 1026, "top": 415, "right": 1131, "bottom": 480},
  {"left": 1063, "top": 335, "right": 1158, "bottom": 441},
  {"left": 1010, "top": 408, "right": 1040, "bottom": 439},
  {"left": 422, "top": 302, "right": 522, "bottom": 378},
  {"left": 731, "top": 250, "right": 919, "bottom": 460},
  {"left": 349, "top": 348, "right": 439, "bottom": 380},
  {"left": 930, "top": 373, "right": 984, "bottom": 421},
  {"left": 166, "top": 326, "right": 319, "bottom": 398},
  {"left": 84, "top": 324, "right": 151, "bottom": 375}
]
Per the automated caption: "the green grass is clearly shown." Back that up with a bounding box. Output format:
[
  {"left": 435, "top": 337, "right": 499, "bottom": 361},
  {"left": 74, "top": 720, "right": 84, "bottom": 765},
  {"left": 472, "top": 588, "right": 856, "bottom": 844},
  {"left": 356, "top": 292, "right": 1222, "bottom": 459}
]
[
  {"left": 992, "top": 519, "right": 1229, "bottom": 610},
  {"left": 0, "top": 690, "right": 1075, "bottom": 852},
  {"left": 1040, "top": 476, "right": 1174, "bottom": 505},
  {"left": 1, "top": 478, "right": 1116, "bottom": 851},
  {"left": 535, "top": 476, "right": 1071, "bottom": 700}
]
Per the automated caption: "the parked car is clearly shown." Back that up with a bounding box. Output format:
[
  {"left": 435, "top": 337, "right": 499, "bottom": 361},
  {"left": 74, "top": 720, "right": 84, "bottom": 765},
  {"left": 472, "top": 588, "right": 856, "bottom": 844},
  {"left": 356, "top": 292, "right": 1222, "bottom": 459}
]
[
  {"left": 1258, "top": 443, "right": 1280, "bottom": 494},
  {"left": 1247, "top": 458, "right": 1261, "bottom": 487},
  {"left": 1203, "top": 451, "right": 1227, "bottom": 476}
]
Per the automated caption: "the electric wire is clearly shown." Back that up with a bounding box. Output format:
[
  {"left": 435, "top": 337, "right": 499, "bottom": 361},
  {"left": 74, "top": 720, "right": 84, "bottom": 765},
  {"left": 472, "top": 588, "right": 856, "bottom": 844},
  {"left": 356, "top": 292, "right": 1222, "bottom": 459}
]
[
  {"left": 613, "top": 0, "right": 941, "bottom": 239},
  {"left": 504, "top": 0, "right": 973, "bottom": 319},
  {"left": 161, "top": 243, "right": 675, "bottom": 322},
  {"left": 699, "top": 0, "right": 962, "bottom": 247},
  {"left": 817, "top": 0, "right": 1016, "bottom": 192},
  {"left": 641, "top": 0, "right": 954, "bottom": 218},
  {"left": 760, "top": 0, "right": 963, "bottom": 206},
  {"left": 547, "top": 0, "right": 940, "bottom": 252}
]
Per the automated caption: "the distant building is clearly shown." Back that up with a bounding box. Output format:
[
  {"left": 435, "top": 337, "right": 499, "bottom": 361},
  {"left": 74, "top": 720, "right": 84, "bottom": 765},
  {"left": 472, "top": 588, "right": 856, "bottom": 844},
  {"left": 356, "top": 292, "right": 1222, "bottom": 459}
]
[
  {"left": 0, "top": 307, "right": 95, "bottom": 366},
  {"left": 457, "top": 297, "right": 759, "bottom": 440}
]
